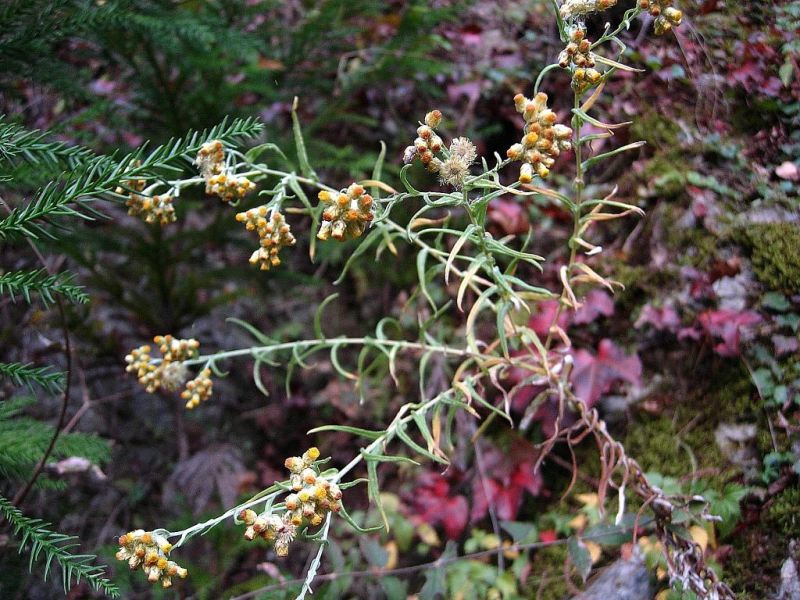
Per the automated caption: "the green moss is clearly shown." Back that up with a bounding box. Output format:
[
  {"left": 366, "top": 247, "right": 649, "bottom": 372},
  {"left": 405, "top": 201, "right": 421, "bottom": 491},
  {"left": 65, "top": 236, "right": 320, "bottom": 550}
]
[
  {"left": 529, "top": 545, "right": 570, "bottom": 600},
  {"left": 606, "top": 261, "right": 676, "bottom": 312},
  {"left": 765, "top": 485, "right": 800, "bottom": 538},
  {"left": 630, "top": 110, "right": 683, "bottom": 150},
  {"left": 741, "top": 223, "right": 800, "bottom": 292},
  {"left": 626, "top": 417, "right": 691, "bottom": 478},
  {"left": 725, "top": 486, "right": 795, "bottom": 597},
  {"left": 703, "top": 371, "right": 759, "bottom": 423},
  {"left": 641, "top": 154, "right": 689, "bottom": 198}
]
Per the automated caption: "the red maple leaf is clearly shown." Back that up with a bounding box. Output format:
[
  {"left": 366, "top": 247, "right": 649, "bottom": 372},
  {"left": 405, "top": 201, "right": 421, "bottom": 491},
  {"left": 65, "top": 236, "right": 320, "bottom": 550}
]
[{"left": 570, "top": 339, "right": 642, "bottom": 406}]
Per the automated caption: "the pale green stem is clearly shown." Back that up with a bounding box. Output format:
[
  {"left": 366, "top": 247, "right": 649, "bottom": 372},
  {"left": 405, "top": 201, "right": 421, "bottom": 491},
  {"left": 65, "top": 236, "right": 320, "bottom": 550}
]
[{"left": 164, "top": 337, "right": 489, "bottom": 369}]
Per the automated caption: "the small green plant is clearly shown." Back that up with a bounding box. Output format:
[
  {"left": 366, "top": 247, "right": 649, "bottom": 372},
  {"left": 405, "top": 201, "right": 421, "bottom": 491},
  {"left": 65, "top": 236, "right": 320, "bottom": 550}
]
[{"left": 106, "top": 2, "right": 735, "bottom": 598}]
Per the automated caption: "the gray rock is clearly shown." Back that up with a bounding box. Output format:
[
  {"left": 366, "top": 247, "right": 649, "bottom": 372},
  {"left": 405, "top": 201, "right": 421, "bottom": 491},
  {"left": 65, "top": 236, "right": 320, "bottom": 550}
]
[{"left": 570, "top": 551, "right": 654, "bottom": 600}]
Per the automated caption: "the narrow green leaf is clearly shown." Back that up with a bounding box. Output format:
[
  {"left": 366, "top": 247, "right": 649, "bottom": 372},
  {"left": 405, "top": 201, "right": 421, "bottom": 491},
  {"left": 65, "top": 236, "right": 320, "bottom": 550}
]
[
  {"left": 291, "top": 97, "right": 317, "bottom": 180},
  {"left": 581, "top": 141, "right": 646, "bottom": 172},
  {"left": 338, "top": 502, "right": 385, "bottom": 533},
  {"left": 314, "top": 294, "right": 339, "bottom": 339},
  {"left": 308, "top": 425, "right": 385, "bottom": 440}
]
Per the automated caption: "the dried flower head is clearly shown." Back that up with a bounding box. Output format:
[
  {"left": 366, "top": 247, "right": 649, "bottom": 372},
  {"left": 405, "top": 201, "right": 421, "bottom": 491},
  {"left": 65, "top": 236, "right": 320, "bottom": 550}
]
[
  {"left": 638, "top": 0, "right": 682, "bottom": 34},
  {"left": 560, "top": 0, "right": 617, "bottom": 18},
  {"left": 449, "top": 137, "right": 478, "bottom": 165},
  {"left": 115, "top": 530, "right": 187, "bottom": 588},
  {"left": 235, "top": 208, "right": 297, "bottom": 270},
  {"left": 317, "top": 184, "right": 374, "bottom": 241},
  {"left": 507, "top": 92, "right": 573, "bottom": 182},
  {"left": 195, "top": 140, "right": 225, "bottom": 178}
]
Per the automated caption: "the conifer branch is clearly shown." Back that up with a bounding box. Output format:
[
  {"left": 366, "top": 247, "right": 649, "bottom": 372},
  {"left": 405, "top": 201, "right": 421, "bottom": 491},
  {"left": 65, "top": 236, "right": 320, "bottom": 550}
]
[
  {"left": 0, "top": 494, "right": 119, "bottom": 597},
  {"left": 0, "top": 269, "right": 89, "bottom": 307},
  {"left": 0, "top": 363, "right": 65, "bottom": 395},
  {"left": 0, "top": 117, "right": 264, "bottom": 241}
]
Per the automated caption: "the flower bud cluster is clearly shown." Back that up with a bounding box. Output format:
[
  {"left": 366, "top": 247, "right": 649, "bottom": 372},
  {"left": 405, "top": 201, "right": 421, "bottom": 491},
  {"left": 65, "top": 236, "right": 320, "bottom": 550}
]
[
  {"left": 126, "top": 193, "right": 176, "bottom": 226},
  {"left": 115, "top": 163, "right": 176, "bottom": 226},
  {"left": 195, "top": 139, "right": 255, "bottom": 202},
  {"left": 181, "top": 368, "right": 213, "bottom": 409},
  {"left": 317, "top": 184, "right": 374, "bottom": 241},
  {"left": 507, "top": 93, "right": 573, "bottom": 182},
  {"left": 205, "top": 172, "right": 256, "bottom": 203},
  {"left": 638, "top": 0, "right": 682, "bottom": 35},
  {"left": 235, "top": 207, "right": 296, "bottom": 270},
  {"left": 404, "top": 110, "right": 444, "bottom": 169},
  {"left": 559, "top": 30, "right": 602, "bottom": 93},
  {"left": 559, "top": 0, "right": 617, "bottom": 18},
  {"left": 115, "top": 530, "right": 187, "bottom": 588},
  {"left": 239, "top": 448, "right": 342, "bottom": 557},
  {"left": 125, "top": 335, "right": 213, "bottom": 409}
]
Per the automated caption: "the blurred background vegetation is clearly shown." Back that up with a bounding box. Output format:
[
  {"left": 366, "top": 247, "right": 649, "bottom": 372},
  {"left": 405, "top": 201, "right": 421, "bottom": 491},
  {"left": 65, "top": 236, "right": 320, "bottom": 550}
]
[{"left": 0, "top": 0, "right": 798, "bottom": 598}]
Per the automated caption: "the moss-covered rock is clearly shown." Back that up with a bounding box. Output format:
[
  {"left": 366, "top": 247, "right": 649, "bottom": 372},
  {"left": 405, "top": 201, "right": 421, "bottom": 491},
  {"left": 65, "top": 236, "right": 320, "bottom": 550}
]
[{"left": 740, "top": 222, "right": 800, "bottom": 292}]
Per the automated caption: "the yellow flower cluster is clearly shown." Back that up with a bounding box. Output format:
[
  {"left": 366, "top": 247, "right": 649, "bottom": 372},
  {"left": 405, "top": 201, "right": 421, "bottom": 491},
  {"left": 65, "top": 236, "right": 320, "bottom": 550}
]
[
  {"left": 317, "top": 184, "right": 374, "bottom": 241},
  {"left": 205, "top": 172, "right": 256, "bottom": 203},
  {"left": 181, "top": 368, "right": 213, "bottom": 409},
  {"left": 115, "top": 164, "right": 176, "bottom": 226},
  {"left": 195, "top": 139, "right": 255, "bottom": 202},
  {"left": 284, "top": 448, "right": 343, "bottom": 526},
  {"left": 559, "top": 0, "right": 617, "bottom": 18},
  {"left": 559, "top": 30, "right": 602, "bottom": 93},
  {"left": 507, "top": 93, "right": 573, "bottom": 182},
  {"left": 125, "top": 193, "right": 176, "bottom": 226},
  {"left": 235, "top": 207, "right": 296, "bottom": 270},
  {"left": 115, "top": 530, "right": 187, "bottom": 588},
  {"left": 638, "top": 0, "right": 682, "bottom": 35},
  {"left": 125, "top": 335, "right": 213, "bottom": 408},
  {"left": 238, "top": 448, "right": 342, "bottom": 557}
]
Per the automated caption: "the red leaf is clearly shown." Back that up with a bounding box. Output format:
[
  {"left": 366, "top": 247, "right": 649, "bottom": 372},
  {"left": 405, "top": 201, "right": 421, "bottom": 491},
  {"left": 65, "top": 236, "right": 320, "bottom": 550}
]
[
  {"left": 528, "top": 300, "right": 570, "bottom": 337},
  {"left": 697, "top": 309, "right": 761, "bottom": 357},
  {"left": 487, "top": 197, "right": 530, "bottom": 236},
  {"left": 409, "top": 472, "right": 469, "bottom": 539},
  {"left": 635, "top": 303, "right": 681, "bottom": 332},
  {"left": 573, "top": 290, "right": 615, "bottom": 325},
  {"left": 570, "top": 339, "right": 642, "bottom": 406},
  {"left": 441, "top": 495, "right": 469, "bottom": 539}
]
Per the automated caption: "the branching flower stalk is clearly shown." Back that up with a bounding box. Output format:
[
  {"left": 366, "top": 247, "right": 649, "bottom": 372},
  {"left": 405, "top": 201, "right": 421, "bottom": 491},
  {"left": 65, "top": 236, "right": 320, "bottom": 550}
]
[{"left": 117, "top": 3, "right": 733, "bottom": 598}]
